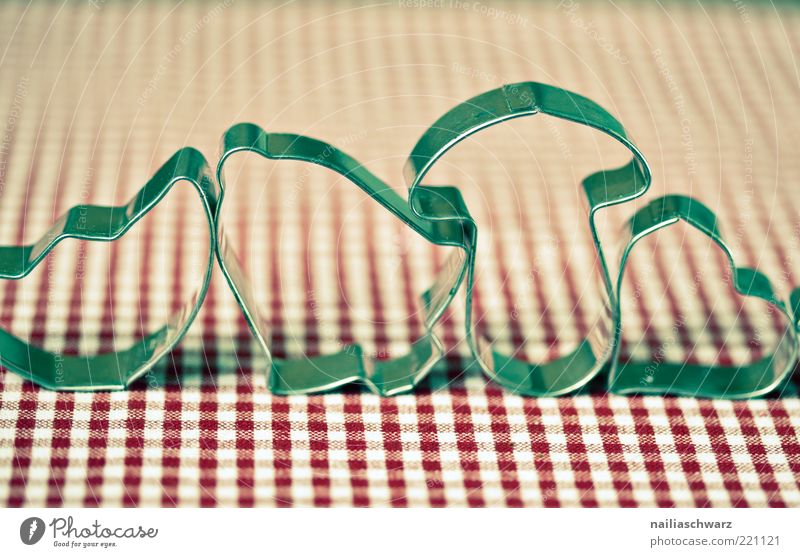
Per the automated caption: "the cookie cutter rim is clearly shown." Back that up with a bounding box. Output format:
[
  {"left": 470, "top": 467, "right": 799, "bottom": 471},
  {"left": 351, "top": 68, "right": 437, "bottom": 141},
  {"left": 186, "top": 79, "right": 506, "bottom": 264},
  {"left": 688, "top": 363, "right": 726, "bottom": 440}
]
[{"left": 0, "top": 147, "right": 219, "bottom": 390}]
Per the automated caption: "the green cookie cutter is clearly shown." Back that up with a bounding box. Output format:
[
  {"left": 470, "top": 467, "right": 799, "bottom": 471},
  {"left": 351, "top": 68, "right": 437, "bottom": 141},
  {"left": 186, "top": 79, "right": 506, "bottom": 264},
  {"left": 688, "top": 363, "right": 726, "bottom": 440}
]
[
  {"left": 214, "top": 123, "right": 473, "bottom": 395},
  {"left": 0, "top": 81, "right": 796, "bottom": 398},
  {"left": 609, "top": 195, "right": 798, "bottom": 399},
  {"left": 0, "top": 148, "right": 219, "bottom": 390}
]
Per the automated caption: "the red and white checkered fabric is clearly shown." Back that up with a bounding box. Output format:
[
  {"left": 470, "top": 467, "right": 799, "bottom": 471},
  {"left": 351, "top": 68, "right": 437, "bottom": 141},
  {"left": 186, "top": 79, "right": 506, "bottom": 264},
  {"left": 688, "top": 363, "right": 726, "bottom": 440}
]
[{"left": 1, "top": 0, "right": 799, "bottom": 507}]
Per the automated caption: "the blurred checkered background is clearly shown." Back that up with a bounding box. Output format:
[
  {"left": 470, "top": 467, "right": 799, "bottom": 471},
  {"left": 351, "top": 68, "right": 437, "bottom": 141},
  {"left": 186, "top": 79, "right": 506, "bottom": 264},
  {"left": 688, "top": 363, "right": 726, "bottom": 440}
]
[{"left": 0, "top": 0, "right": 799, "bottom": 507}]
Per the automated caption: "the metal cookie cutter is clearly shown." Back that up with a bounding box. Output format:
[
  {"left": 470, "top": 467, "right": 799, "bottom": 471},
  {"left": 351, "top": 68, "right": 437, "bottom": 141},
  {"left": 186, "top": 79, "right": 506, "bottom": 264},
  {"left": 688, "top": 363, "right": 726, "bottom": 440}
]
[
  {"left": 214, "top": 123, "right": 473, "bottom": 395},
  {"left": 608, "top": 194, "right": 799, "bottom": 399},
  {"left": 404, "top": 82, "right": 651, "bottom": 396},
  {"left": 0, "top": 148, "right": 219, "bottom": 390},
  {"left": 2, "top": 82, "right": 795, "bottom": 399}
]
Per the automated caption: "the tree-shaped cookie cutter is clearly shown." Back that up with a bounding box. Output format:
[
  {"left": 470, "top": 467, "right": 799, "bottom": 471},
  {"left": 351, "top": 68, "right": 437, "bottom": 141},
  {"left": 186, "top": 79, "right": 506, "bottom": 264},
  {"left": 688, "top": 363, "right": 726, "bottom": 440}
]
[{"left": 214, "top": 123, "right": 473, "bottom": 395}]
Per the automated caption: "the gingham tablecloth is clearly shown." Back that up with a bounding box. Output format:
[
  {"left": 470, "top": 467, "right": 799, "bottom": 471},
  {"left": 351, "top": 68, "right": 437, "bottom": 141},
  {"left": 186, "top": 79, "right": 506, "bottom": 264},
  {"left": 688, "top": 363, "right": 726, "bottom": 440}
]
[{"left": 1, "top": 0, "right": 799, "bottom": 507}]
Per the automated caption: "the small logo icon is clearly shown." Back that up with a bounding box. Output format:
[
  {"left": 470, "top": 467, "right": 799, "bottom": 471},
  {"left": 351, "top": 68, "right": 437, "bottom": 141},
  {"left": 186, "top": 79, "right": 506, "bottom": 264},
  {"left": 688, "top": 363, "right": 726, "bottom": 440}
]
[{"left": 20, "top": 517, "right": 45, "bottom": 545}]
